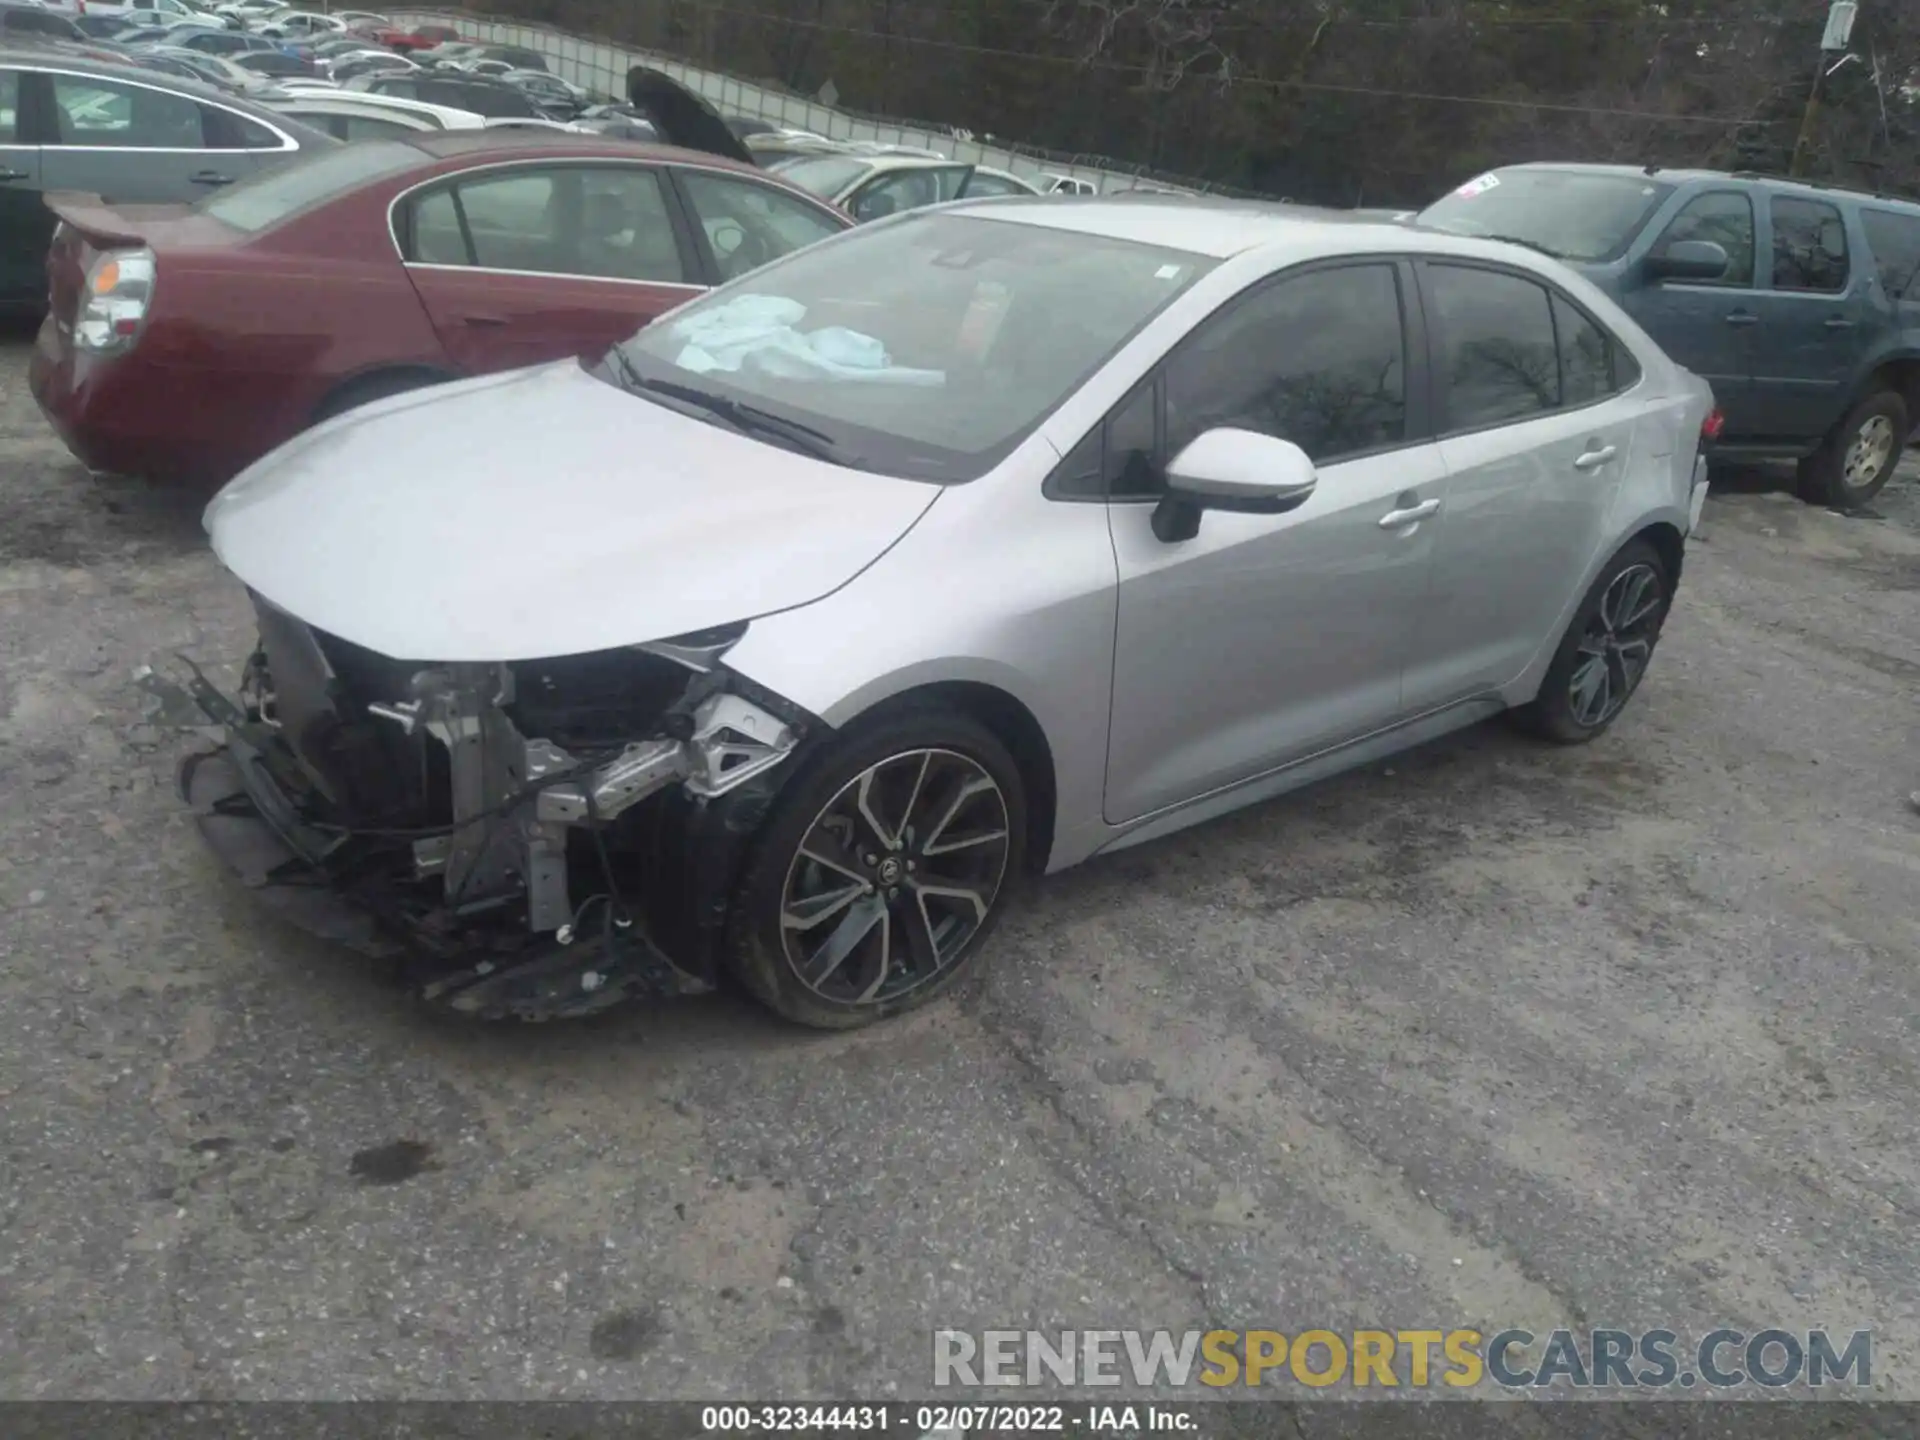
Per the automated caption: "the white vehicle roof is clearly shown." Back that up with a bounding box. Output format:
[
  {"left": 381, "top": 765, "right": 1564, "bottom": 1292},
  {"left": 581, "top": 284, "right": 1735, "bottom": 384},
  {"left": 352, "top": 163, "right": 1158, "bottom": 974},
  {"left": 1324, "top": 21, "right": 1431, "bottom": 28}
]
[{"left": 267, "top": 88, "right": 485, "bottom": 127}]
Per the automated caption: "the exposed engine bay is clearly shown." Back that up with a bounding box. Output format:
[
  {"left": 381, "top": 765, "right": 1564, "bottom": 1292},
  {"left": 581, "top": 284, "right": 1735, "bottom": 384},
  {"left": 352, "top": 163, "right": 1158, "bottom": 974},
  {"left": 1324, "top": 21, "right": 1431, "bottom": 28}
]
[{"left": 163, "top": 592, "right": 809, "bottom": 1020}]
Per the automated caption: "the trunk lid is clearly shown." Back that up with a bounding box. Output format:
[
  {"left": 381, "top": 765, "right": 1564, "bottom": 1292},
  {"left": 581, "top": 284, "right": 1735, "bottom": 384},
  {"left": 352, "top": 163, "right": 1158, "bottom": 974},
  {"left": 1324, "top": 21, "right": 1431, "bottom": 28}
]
[{"left": 43, "top": 192, "right": 241, "bottom": 321}]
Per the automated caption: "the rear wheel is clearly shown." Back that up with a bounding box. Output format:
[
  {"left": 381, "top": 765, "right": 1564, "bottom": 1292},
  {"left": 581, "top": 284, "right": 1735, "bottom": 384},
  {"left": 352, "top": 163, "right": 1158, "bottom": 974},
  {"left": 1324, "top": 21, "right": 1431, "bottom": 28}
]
[
  {"left": 1797, "top": 389, "right": 1908, "bottom": 509},
  {"left": 1512, "top": 540, "right": 1671, "bottom": 745},
  {"left": 723, "top": 708, "right": 1025, "bottom": 1029}
]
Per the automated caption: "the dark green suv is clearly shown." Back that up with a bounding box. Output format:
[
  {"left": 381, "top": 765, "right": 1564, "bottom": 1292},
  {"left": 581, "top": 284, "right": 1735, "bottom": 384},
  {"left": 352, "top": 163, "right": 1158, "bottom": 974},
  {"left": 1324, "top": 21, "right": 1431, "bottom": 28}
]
[{"left": 1418, "top": 164, "right": 1920, "bottom": 508}]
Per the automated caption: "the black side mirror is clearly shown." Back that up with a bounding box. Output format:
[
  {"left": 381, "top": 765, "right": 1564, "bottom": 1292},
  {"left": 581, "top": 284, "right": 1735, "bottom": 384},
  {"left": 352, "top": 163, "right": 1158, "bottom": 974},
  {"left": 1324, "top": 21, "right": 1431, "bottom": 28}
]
[{"left": 1644, "top": 239, "right": 1729, "bottom": 283}]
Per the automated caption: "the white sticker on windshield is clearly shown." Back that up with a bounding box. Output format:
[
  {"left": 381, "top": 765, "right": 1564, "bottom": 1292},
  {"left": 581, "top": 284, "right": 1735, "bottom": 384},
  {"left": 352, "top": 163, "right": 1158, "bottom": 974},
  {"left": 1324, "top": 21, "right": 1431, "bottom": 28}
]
[
  {"left": 1455, "top": 172, "right": 1501, "bottom": 199},
  {"left": 1155, "top": 263, "right": 1184, "bottom": 279}
]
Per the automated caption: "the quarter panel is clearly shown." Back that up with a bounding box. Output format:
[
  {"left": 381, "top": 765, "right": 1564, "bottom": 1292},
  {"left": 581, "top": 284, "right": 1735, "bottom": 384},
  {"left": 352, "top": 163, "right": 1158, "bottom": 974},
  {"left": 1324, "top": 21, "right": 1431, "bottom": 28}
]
[{"left": 722, "top": 444, "right": 1119, "bottom": 874}]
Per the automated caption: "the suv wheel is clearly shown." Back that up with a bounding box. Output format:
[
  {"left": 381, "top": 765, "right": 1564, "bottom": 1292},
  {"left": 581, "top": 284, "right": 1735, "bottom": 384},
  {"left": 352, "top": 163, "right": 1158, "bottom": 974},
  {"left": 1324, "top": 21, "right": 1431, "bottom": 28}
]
[
  {"left": 1797, "top": 390, "right": 1908, "bottom": 509},
  {"left": 723, "top": 708, "right": 1026, "bottom": 1029}
]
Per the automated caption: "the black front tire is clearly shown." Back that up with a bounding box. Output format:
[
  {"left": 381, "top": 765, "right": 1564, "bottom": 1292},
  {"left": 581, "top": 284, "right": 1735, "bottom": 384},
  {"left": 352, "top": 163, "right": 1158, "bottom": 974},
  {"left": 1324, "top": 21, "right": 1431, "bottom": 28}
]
[
  {"left": 723, "top": 707, "right": 1027, "bottom": 1030},
  {"left": 1512, "top": 539, "right": 1672, "bottom": 745},
  {"left": 1796, "top": 389, "right": 1908, "bottom": 509}
]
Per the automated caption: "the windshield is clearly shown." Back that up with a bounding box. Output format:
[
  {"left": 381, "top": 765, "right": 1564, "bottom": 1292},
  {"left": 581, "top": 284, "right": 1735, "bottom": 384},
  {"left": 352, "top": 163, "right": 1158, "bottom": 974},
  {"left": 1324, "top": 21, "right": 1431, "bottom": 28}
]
[
  {"left": 775, "top": 155, "right": 872, "bottom": 200},
  {"left": 610, "top": 211, "right": 1216, "bottom": 483},
  {"left": 197, "top": 139, "right": 420, "bottom": 232},
  {"left": 1416, "top": 169, "right": 1674, "bottom": 263}
]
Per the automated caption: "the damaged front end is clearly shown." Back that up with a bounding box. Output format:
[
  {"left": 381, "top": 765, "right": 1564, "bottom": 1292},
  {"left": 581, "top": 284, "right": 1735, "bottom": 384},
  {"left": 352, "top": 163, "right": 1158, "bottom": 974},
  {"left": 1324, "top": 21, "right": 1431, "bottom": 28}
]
[{"left": 161, "top": 594, "right": 810, "bottom": 1020}]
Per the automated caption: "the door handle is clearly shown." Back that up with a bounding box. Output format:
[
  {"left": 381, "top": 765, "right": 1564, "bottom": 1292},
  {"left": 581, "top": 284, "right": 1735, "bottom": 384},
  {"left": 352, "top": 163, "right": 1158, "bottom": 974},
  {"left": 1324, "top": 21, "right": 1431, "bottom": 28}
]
[
  {"left": 1824, "top": 316, "right": 1856, "bottom": 330},
  {"left": 0, "top": 167, "right": 29, "bottom": 182},
  {"left": 1573, "top": 444, "right": 1618, "bottom": 471},
  {"left": 1378, "top": 497, "right": 1440, "bottom": 529},
  {"left": 190, "top": 170, "right": 234, "bottom": 186},
  {"left": 1724, "top": 311, "right": 1758, "bottom": 327},
  {"left": 461, "top": 313, "right": 508, "bottom": 327}
]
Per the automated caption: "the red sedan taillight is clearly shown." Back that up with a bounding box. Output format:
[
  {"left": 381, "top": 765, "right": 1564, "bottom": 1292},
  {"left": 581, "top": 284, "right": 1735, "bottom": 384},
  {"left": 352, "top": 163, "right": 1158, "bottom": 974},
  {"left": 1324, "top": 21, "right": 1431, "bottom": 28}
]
[{"left": 1701, "top": 407, "right": 1724, "bottom": 442}]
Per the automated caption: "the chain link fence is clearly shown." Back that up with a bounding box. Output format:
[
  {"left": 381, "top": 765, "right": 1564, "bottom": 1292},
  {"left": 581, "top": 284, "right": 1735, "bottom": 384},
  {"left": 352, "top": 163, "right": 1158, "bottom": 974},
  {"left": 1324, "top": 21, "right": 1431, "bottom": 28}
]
[{"left": 386, "top": 7, "right": 1255, "bottom": 198}]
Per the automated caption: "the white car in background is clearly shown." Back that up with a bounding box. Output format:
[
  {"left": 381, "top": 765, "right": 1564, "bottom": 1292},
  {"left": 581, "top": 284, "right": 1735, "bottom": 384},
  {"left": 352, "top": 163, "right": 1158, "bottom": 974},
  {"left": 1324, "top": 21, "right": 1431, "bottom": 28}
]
[
  {"left": 774, "top": 152, "right": 1040, "bottom": 221},
  {"left": 264, "top": 88, "right": 490, "bottom": 136}
]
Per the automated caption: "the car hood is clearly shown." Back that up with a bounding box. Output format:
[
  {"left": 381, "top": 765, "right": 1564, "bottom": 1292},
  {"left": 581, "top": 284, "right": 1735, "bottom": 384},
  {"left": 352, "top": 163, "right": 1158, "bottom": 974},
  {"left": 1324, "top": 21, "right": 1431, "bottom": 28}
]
[{"left": 204, "top": 361, "right": 942, "bottom": 662}]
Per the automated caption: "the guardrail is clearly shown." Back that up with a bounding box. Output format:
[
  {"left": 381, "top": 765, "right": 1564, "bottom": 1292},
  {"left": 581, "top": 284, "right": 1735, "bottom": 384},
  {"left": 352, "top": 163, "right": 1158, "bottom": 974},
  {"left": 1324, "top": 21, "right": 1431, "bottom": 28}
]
[{"left": 386, "top": 7, "right": 1241, "bottom": 198}]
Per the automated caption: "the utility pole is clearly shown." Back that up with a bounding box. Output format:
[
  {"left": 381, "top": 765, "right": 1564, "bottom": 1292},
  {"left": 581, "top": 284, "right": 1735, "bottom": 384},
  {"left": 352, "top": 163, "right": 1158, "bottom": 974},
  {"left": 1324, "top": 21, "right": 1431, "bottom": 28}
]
[{"left": 1790, "top": 0, "right": 1859, "bottom": 176}]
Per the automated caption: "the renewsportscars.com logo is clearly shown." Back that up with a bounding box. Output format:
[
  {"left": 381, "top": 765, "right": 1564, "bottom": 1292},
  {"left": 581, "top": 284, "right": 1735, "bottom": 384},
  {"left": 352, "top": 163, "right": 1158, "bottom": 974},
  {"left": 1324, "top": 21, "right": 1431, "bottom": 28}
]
[{"left": 932, "top": 1328, "right": 1874, "bottom": 1391}]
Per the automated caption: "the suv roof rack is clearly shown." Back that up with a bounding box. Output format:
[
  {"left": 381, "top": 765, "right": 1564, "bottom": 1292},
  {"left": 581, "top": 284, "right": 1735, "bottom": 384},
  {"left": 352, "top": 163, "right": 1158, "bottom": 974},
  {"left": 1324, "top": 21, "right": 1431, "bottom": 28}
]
[{"left": 1726, "top": 169, "right": 1920, "bottom": 206}]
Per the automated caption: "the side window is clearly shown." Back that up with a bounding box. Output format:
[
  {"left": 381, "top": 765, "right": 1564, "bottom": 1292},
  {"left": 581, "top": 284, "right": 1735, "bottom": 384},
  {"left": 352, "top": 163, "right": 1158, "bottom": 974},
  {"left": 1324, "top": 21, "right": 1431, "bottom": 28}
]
[
  {"left": 678, "top": 170, "right": 844, "bottom": 281},
  {"left": 1650, "top": 191, "right": 1754, "bottom": 286},
  {"left": 851, "top": 168, "right": 955, "bottom": 222},
  {"left": 0, "top": 70, "right": 17, "bottom": 145},
  {"left": 1771, "top": 196, "right": 1849, "bottom": 293},
  {"left": 50, "top": 77, "right": 207, "bottom": 148},
  {"left": 1552, "top": 294, "right": 1633, "bottom": 407},
  {"left": 1164, "top": 263, "right": 1407, "bottom": 464},
  {"left": 572, "top": 167, "right": 686, "bottom": 283},
  {"left": 964, "top": 172, "right": 1027, "bottom": 199},
  {"left": 202, "top": 106, "right": 283, "bottom": 149},
  {"left": 1428, "top": 264, "right": 1558, "bottom": 430},
  {"left": 1860, "top": 209, "right": 1920, "bottom": 302},
  {"left": 1048, "top": 379, "right": 1157, "bottom": 500},
  {"left": 454, "top": 170, "right": 557, "bottom": 272},
  {"left": 407, "top": 188, "right": 468, "bottom": 265}
]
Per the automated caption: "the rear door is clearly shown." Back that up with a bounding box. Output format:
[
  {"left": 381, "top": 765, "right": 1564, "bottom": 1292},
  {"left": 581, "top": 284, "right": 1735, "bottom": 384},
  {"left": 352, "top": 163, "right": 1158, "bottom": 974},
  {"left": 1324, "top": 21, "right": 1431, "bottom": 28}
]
[
  {"left": 397, "top": 159, "right": 706, "bottom": 374},
  {"left": 36, "top": 68, "right": 290, "bottom": 200},
  {"left": 1746, "top": 193, "right": 1865, "bottom": 441},
  {"left": 0, "top": 67, "right": 45, "bottom": 307},
  {"left": 1406, "top": 260, "right": 1644, "bottom": 708}
]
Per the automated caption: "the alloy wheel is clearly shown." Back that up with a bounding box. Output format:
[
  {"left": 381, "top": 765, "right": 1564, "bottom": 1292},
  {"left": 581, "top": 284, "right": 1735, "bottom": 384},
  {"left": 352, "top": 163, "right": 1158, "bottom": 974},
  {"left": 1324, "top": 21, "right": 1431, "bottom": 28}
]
[
  {"left": 1844, "top": 414, "right": 1896, "bottom": 492},
  {"left": 1568, "top": 563, "right": 1663, "bottom": 729},
  {"left": 779, "top": 748, "right": 1012, "bottom": 1006}
]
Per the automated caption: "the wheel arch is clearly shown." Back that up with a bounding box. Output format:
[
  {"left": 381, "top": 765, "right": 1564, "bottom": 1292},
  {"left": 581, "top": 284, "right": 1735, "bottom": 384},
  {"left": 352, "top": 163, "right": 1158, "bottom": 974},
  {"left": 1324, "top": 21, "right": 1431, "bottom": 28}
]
[
  {"left": 1632, "top": 519, "right": 1686, "bottom": 593},
  {"left": 311, "top": 363, "right": 457, "bottom": 425},
  {"left": 1846, "top": 348, "right": 1920, "bottom": 436},
  {"left": 846, "top": 678, "right": 1060, "bottom": 874}
]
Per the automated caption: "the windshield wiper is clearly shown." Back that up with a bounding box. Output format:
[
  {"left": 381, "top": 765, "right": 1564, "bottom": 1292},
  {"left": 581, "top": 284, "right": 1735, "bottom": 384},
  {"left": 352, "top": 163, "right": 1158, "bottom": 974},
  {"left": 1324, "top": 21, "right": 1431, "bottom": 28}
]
[
  {"left": 1477, "top": 232, "right": 1569, "bottom": 260},
  {"left": 610, "top": 360, "right": 846, "bottom": 465}
]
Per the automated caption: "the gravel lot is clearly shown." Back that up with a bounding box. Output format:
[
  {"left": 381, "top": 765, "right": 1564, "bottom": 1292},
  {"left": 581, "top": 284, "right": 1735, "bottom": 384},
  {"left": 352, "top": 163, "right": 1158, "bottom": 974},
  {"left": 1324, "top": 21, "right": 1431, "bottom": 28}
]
[{"left": 3, "top": 330, "right": 1920, "bottom": 1415}]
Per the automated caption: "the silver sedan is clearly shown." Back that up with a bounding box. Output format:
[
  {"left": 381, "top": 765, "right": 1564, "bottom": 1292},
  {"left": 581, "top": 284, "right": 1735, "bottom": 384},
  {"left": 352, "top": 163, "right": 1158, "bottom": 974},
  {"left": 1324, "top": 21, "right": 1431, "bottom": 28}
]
[{"left": 173, "top": 195, "right": 1716, "bottom": 1028}]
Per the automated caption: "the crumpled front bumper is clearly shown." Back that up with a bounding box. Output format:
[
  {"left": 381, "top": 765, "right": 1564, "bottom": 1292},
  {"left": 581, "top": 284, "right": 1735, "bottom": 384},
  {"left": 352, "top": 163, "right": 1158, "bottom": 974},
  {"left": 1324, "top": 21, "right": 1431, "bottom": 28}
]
[{"left": 154, "top": 631, "right": 809, "bottom": 1021}]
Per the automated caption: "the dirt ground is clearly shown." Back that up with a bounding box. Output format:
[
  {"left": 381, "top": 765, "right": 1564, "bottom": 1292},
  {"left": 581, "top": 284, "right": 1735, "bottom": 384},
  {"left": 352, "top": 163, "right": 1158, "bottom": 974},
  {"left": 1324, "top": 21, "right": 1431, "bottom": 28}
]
[{"left": 2, "top": 333, "right": 1919, "bottom": 1417}]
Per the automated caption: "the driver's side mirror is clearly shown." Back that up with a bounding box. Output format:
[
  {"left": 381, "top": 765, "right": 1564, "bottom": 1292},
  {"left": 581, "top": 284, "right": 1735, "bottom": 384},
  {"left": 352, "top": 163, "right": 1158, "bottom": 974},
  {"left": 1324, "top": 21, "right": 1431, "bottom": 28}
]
[
  {"left": 1151, "top": 427, "right": 1318, "bottom": 543},
  {"left": 1644, "top": 239, "right": 1729, "bottom": 284}
]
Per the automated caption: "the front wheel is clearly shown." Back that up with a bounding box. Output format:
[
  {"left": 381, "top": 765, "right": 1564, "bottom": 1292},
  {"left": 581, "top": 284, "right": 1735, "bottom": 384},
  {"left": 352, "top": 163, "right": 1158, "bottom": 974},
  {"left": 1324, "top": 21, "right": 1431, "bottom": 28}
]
[
  {"left": 1797, "top": 390, "right": 1908, "bottom": 509},
  {"left": 1512, "top": 539, "right": 1672, "bottom": 745},
  {"left": 723, "top": 709, "right": 1027, "bottom": 1029}
]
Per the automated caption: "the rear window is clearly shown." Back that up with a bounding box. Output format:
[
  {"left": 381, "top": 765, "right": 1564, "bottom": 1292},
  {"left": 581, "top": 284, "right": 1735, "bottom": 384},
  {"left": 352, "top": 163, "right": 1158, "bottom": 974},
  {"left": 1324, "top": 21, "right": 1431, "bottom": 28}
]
[
  {"left": 196, "top": 138, "right": 419, "bottom": 232},
  {"left": 1417, "top": 169, "right": 1674, "bottom": 263}
]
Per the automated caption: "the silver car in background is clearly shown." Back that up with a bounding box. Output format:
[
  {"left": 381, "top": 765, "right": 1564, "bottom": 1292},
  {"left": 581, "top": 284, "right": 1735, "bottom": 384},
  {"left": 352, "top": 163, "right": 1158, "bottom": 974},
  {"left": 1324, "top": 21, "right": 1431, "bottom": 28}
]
[{"left": 171, "top": 197, "right": 1715, "bottom": 1029}]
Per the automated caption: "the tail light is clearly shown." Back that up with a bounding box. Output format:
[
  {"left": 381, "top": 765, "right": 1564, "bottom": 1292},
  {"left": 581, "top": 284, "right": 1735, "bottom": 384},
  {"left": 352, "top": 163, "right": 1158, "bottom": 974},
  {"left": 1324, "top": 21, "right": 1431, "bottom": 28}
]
[
  {"left": 1701, "top": 407, "right": 1725, "bottom": 442},
  {"left": 75, "top": 246, "right": 156, "bottom": 353}
]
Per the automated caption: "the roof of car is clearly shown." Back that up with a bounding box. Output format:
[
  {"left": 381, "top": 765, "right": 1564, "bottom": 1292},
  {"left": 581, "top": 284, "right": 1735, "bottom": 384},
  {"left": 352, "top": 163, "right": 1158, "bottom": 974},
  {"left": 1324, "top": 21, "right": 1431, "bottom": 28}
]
[
  {"left": 938, "top": 192, "right": 1511, "bottom": 260},
  {"left": 0, "top": 39, "right": 293, "bottom": 107},
  {"left": 398, "top": 127, "right": 773, "bottom": 179},
  {"left": 1479, "top": 160, "right": 1920, "bottom": 210}
]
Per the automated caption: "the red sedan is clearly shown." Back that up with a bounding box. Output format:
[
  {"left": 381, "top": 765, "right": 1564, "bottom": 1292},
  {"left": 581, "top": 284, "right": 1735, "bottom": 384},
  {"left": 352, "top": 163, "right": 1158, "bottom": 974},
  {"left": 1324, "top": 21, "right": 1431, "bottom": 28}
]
[{"left": 31, "top": 132, "right": 854, "bottom": 487}]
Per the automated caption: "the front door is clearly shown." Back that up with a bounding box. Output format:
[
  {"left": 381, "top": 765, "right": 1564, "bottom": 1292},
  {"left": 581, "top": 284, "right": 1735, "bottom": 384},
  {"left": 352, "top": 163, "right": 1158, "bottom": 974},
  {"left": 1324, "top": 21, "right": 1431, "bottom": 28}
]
[
  {"left": 1746, "top": 193, "right": 1865, "bottom": 442},
  {"left": 1627, "top": 188, "right": 1761, "bottom": 435},
  {"left": 0, "top": 68, "right": 46, "bottom": 308},
  {"left": 399, "top": 161, "right": 706, "bottom": 374},
  {"left": 1103, "top": 260, "right": 1443, "bottom": 824},
  {"left": 1405, "top": 261, "right": 1644, "bottom": 706}
]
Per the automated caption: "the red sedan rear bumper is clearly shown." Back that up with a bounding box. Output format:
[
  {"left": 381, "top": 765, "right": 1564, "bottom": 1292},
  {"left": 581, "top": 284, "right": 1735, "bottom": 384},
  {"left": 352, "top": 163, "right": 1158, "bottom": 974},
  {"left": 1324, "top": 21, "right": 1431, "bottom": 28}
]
[{"left": 30, "top": 316, "right": 312, "bottom": 488}]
